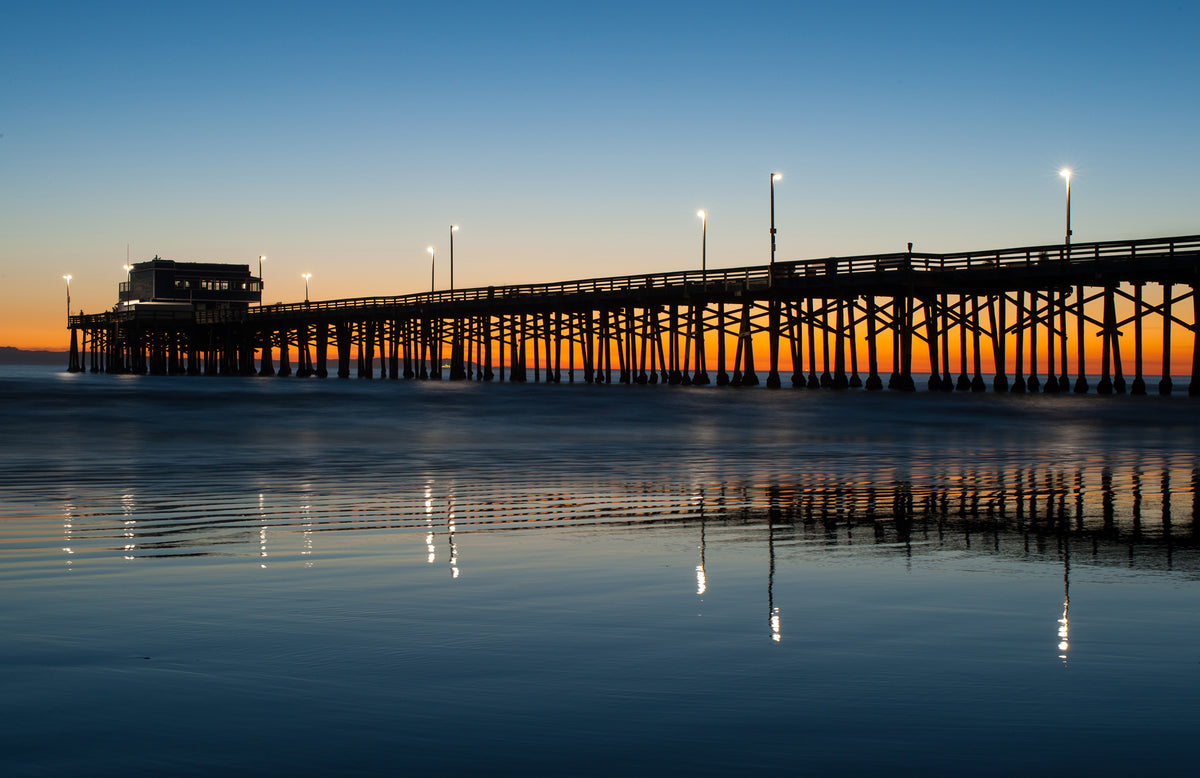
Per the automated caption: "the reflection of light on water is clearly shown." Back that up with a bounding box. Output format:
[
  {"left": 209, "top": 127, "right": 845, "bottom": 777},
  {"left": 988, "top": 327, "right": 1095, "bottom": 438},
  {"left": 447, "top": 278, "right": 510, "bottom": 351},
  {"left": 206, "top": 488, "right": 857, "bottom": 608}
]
[
  {"left": 300, "top": 494, "right": 313, "bottom": 568},
  {"left": 259, "top": 493, "right": 270, "bottom": 569},
  {"left": 1058, "top": 553, "right": 1070, "bottom": 662},
  {"left": 767, "top": 518, "right": 780, "bottom": 642},
  {"left": 696, "top": 497, "right": 707, "bottom": 596},
  {"left": 425, "top": 484, "right": 436, "bottom": 563},
  {"left": 62, "top": 502, "right": 74, "bottom": 567},
  {"left": 1057, "top": 604, "right": 1070, "bottom": 656},
  {"left": 448, "top": 499, "right": 459, "bottom": 579},
  {"left": 122, "top": 492, "right": 136, "bottom": 560}
]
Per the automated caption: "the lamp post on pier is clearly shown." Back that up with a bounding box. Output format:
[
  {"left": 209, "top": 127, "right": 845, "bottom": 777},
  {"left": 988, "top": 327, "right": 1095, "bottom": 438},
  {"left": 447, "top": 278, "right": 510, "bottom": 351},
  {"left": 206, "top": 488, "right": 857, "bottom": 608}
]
[
  {"left": 1060, "top": 168, "right": 1072, "bottom": 249},
  {"left": 63, "top": 275, "right": 72, "bottom": 319},
  {"left": 302, "top": 273, "right": 311, "bottom": 303},
  {"left": 449, "top": 225, "right": 459, "bottom": 291},
  {"left": 697, "top": 210, "right": 706, "bottom": 278},
  {"left": 123, "top": 264, "right": 133, "bottom": 307},
  {"left": 259, "top": 255, "right": 266, "bottom": 298},
  {"left": 427, "top": 246, "right": 436, "bottom": 293},
  {"left": 769, "top": 172, "right": 782, "bottom": 270}
]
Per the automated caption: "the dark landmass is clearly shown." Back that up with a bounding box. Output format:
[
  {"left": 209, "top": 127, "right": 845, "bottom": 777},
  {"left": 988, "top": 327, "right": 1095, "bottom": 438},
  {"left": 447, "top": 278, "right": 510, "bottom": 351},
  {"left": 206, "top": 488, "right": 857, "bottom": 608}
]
[{"left": 0, "top": 347, "right": 68, "bottom": 365}]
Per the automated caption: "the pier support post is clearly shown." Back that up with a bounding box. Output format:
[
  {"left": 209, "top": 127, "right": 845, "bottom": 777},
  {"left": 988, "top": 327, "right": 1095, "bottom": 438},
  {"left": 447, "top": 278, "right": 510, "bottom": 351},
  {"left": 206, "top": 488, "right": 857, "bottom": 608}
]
[
  {"left": 1160, "top": 284, "right": 1173, "bottom": 395},
  {"left": 582, "top": 313, "right": 594, "bottom": 384},
  {"left": 450, "top": 318, "right": 466, "bottom": 380},
  {"left": 277, "top": 330, "right": 292, "bottom": 378},
  {"left": 820, "top": 299, "right": 832, "bottom": 388},
  {"left": 239, "top": 337, "right": 256, "bottom": 376},
  {"left": 482, "top": 315, "right": 494, "bottom": 381},
  {"left": 692, "top": 304, "right": 709, "bottom": 385},
  {"left": 1027, "top": 290, "right": 1040, "bottom": 393},
  {"left": 715, "top": 303, "right": 729, "bottom": 386},
  {"left": 899, "top": 294, "right": 915, "bottom": 391},
  {"left": 787, "top": 302, "right": 803, "bottom": 388},
  {"left": 388, "top": 319, "right": 399, "bottom": 379},
  {"left": 925, "top": 298, "right": 941, "bottom": 392},
  {"left": 807, "top": 297, "right": 819, "bottom": 389},
  {"left": 865, "top": 296, "right": 882, "bottom": 390},
  {"left": 989, "top": 294, "right": 1007, "bottom": 392},
  {"left": 298, "top": 325, "right": 313, "bottom": 378},
  {"left": 259, "top": 331, "right": 275, "bottom": 376},
  {"left": 1011, "top": 292, "right": 1026, "bottom": 393},
  {"left": 939, "top": 294, "right": 952, "bottom": 392},
  {"left": 1044, "top": 290, "right": 1060, "bottom": 393},
  {"left": 832, "top": 298, "right": 848, "bottom": 390},
  {"left": 316, "top": 325, "right": 329, "bottom": 378},
  {"left": 67, "top": 328, "right": 81, "bottom": 373},
  {"left": 1098, "top": 286, "right": 1115, "bottom": 395},
  {"left": 739, "top": 301, "right": 758, "bottom": 386},
  {"left": 1189, "top": 284, "right": 1200, "bottom": 396},
  {"left": 335, "top": 323, "right": 351, "bottom": 379},
  {"left": 1074, "top": 284, "right": 1089, "bottom": 393},
  {"left": 956, "top": 295, "right": 970, "bottom": 391},
  {"left": 667, "top": 305, "right": 682, "bottom": 385},
  {"left": 1132, "top": 283, "right": 1146, "bottom": 395},
  {"left": 848, "top": 299, "right": 862, "bottom": 388},
  {"left": 767, "top": 299, "right": 782, "bottom": 388},
  {"left": 970, "top": 296, "right": 986, "bottom": 391}
]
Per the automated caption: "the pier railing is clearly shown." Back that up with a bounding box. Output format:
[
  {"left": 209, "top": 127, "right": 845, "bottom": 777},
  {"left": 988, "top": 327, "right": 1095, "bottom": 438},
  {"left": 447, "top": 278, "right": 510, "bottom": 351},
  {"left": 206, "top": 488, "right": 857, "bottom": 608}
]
[
  {"left": 67, "top": 232, "right": 1200, "bottom": 331},
  {"left": 175, "top": 233, "right": 1198, "bottom": 325}
]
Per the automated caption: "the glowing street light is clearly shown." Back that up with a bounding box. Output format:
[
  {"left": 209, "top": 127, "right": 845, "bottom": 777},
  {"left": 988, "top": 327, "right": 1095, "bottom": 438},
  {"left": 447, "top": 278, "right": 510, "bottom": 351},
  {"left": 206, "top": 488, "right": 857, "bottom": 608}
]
[
  {"left": 449, "top": 225, "right": 459, "bottom": 291},
  {"left": 427, "top": 246, "right": 436, "bottom": 292},
  {"left": 258, "top": 255, "right": 266, "bottom": 296},
  {"left": 63, "top": 274, "right": 72, "bottom": 318},
  {"left": 301, "top": 272, "right": 312, "bottom": 303},
  {"left": 770, "top": 172, "right": 782, "bottom": 269},
  {"left": 1060, "top": 168, "right": 1073, "bottom": 248},
  {"left": 697, "top": 210, "right": 707, "bottom": 276},
  {"left": 123, "top": 264, "right": 133, "bottom": 306}
]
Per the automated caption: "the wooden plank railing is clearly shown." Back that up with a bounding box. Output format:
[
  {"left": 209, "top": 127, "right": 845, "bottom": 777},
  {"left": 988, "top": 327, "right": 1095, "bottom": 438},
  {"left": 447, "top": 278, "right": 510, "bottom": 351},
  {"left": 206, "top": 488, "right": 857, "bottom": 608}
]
[{"left": 66, "top": 233, "right": 1200, "bottom": 328}]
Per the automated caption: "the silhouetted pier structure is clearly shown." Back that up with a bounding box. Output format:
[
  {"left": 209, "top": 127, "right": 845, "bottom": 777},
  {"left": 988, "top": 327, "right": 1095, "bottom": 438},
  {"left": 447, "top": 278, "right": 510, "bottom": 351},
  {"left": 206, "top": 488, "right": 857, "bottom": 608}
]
[{"left": 68, "top": 233, "right": 1200, "bottom": 395}]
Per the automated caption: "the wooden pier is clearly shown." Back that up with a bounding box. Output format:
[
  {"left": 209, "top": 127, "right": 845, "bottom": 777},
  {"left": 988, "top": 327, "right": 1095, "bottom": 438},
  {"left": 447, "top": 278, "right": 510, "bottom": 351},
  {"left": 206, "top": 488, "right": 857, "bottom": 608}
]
[{"left": 67, "top": 233, "right": 1200, "bottom": 395}]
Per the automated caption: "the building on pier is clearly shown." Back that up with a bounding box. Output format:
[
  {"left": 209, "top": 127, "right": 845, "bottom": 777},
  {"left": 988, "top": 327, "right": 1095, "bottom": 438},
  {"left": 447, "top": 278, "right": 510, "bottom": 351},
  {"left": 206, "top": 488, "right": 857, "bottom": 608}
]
[{"left": 119, "top": 258, "right": 261, "bottom": 314}]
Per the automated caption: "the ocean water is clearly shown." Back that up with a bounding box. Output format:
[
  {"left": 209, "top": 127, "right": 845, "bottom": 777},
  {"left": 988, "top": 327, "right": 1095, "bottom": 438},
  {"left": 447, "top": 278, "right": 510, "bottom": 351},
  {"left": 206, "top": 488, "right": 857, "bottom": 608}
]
[{"left": 2, "top": 365, "right": 1199, "bottom": 776}]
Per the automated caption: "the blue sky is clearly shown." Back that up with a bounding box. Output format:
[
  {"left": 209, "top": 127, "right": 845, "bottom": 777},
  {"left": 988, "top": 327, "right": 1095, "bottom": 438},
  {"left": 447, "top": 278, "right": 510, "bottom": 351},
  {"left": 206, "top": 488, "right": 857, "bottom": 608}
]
[{"left": 2, "top": 1, "right": 1198, "bottom": 345}]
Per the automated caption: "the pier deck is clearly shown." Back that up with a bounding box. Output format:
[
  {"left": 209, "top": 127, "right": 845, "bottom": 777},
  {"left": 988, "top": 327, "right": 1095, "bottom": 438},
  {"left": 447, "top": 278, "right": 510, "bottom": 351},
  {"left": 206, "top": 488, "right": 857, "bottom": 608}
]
[{"left": 68, "top": 233, "right": 1200, "bottom": 395}]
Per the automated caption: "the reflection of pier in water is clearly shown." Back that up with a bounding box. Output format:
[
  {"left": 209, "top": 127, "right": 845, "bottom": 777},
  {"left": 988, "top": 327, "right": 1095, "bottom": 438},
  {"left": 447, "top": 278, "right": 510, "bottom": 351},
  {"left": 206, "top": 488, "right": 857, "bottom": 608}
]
[
  {"left": 745, "top": 462, "right": 1200, "bottom": 571},
  {"left": 66, "top": 459, "right": 1200, "bottom": 578}
]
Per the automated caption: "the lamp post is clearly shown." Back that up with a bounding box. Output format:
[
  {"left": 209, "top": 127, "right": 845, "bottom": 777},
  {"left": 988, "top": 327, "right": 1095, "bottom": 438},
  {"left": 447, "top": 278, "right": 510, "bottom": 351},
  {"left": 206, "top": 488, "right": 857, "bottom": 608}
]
[
  {"left": 63, "top": 275, "right": 72, "bottom": 318},
  {"left": 450, "top": 225, "right": 459, "bottom": 291},
  {"left": 302, "top": 273, "right": 311, "bottom": 303},
  {"left": 427, "top": 246, "right": 436, "bottom": 293},
  {"left": 259, "top": 255, "right": 266, "bottom": 298},
  {"left": 1060, "top": 169, "right": 1072, "bottom": 249},
  {"left": 770, "top": 172, "right": 782, "bottom": 269},
  {"left": 123, "top": 264, "right": 133, "bottom": 306},
  {"left": 697, "top": 210, "right": 706, "bottom": 277}
]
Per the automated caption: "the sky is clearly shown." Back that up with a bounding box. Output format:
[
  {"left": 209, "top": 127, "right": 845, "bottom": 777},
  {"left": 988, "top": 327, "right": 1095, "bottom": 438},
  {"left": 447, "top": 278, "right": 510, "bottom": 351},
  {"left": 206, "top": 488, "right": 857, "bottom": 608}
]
[{"left": 2, "top": 0, "right": 1198, "bottom": 349}]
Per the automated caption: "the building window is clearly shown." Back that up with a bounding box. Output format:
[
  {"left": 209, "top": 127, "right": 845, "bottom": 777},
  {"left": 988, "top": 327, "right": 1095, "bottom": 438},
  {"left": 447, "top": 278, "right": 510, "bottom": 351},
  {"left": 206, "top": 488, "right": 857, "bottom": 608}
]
[{"left": 175, "top": 280, "right": 191, "bottom": 289}]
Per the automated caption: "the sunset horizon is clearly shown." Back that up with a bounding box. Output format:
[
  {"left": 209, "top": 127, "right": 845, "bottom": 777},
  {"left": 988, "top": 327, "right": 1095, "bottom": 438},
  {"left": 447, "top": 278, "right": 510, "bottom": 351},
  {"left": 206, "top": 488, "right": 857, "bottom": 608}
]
[{"left": 5, "top": 4, "right": 1200, "bottom": 774}]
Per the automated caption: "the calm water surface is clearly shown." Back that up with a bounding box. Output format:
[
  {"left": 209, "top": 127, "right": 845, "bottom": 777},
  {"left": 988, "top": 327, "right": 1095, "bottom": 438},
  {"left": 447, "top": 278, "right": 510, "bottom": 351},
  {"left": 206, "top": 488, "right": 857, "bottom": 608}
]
[{"left": 2, "top": 366, "right": 1199, "bottom": 775}]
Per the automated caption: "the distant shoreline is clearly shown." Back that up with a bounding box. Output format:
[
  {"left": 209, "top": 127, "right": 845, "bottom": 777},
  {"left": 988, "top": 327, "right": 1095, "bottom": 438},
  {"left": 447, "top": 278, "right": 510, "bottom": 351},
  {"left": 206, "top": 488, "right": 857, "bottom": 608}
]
[{"left": 0, "top": 347, "right": 68, "bottom": 365}]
